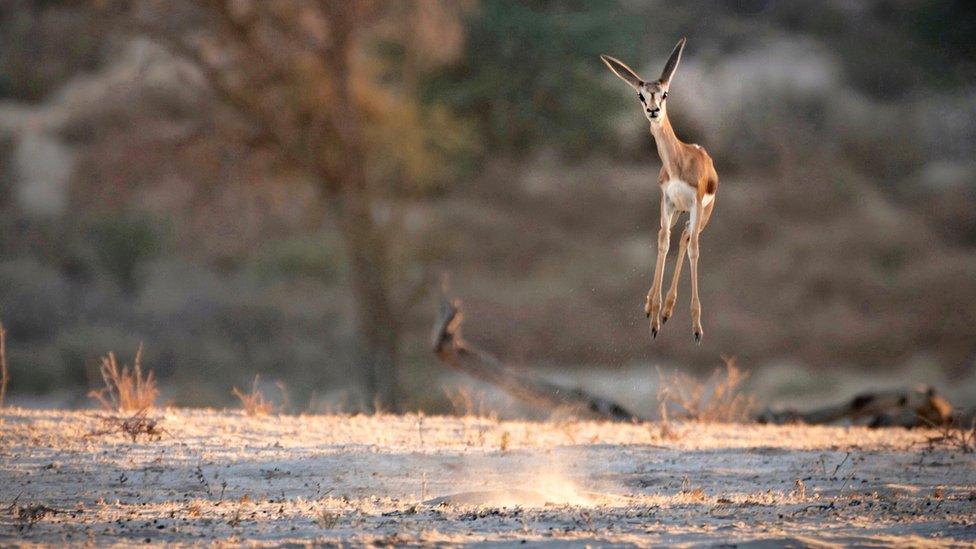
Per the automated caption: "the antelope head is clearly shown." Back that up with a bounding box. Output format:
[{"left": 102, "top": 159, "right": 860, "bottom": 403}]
[{"left": 601, "top": 37, "right": 686, "bottom": 124}]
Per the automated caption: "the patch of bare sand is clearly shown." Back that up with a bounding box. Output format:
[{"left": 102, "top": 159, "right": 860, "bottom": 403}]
[{"left": 0, "top": 408, "right": 974, "bottom": 546}]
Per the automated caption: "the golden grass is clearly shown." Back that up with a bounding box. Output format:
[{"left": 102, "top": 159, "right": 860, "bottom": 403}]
[
  {"left": 232, "top": 375, "right": 277, "bottom": 416},
  {"left": 657, "top": 356, "right": 755, "bottom": 423},
  {"left": 88, "top": 344, "right": 158, "bottom": 411},
  {"left": 444, "top": 385, "right": 491, "bottom": 418}
]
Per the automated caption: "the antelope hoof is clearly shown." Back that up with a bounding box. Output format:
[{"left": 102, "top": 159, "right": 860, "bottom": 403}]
[
  {"left": 652, "top": 327, "right": 658, "bottom": 339},
  {"left": 693, "top": 331, "right": 702, "bottom": 344},
  {"left": 661, "top": 314, "right": 669, "bottom": 325}
]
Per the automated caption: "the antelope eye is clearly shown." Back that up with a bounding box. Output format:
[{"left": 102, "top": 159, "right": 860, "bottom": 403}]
[
  {"left": 662, "top": 91, "right": 669, "bottom": 99},
  {"left": 638, "top": 92, "right": 645, "bottom": 102}
]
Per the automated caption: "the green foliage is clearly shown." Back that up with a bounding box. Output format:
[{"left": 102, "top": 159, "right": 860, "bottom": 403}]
[
  {"left": 423, "top": 0, "right": 643, "bottom": 157},
  {"left": 89, "top": 214, "right": 164, "bottom": 295},
  {"left": 249, "top": 235, "right": 346, "bottom": 285}
]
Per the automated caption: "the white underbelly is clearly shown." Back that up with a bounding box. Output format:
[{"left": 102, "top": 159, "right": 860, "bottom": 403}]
[
  {"left": 664, "top": 179, "right": 706, "bottom": 212},
  {"left": 664, "top": 179, "right": 698, "bottom": 212}
]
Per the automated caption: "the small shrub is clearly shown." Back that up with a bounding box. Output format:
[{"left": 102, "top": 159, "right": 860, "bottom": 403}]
[
  {"left": 444, "top": 385, "right": 489, "bottom": 418},
  {"left": 657, "top": 356, "right": 755, "bottom": 423},
  {"left": 88, "top": 344, "right": 158, "bottom": 411},
  {"left": 232, "top": 375, "right": 278, "bottom": 416},
  {"left": 499, "top": 430, "right": 510, "bottom": 452},
  {"left": 316, "top": 509, "right": 339, "bottom": 529}
]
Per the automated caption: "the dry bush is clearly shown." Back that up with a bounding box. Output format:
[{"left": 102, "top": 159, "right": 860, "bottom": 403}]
[
  {"left": 88, "top": 344, "right": 158, "bottom": 411},
  {"left": 444, "top": 385, "right": 490, "bottom": 418},
  {"left": 232, "top": 375, "right": 278, "bottom": 416},
  {"left": 0, "top": 321, "right": 8, "bottom": 408},
  {"left": 657, "top": 356, "right": 755, "bottom": 423},
  {"left": 317, "top": 508, "right": 340, "bottom": 529}
]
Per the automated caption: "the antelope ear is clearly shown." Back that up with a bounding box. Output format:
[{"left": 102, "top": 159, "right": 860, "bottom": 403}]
[
  {"left": 660, "top": 37, "right": 686, "bottom": 84},
  {"left": 600, "top": 54, "right": 644, "bottom": 90}
]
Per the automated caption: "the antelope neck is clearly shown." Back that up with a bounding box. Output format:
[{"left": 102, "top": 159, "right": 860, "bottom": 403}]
[{"left": 649, "top": 115, "right": 682, "bottom": 175}]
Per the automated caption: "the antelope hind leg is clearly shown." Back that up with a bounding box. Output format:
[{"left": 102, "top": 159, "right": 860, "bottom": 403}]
[{"left": 662, "top": 223, "right": 690, "bottom": 325}]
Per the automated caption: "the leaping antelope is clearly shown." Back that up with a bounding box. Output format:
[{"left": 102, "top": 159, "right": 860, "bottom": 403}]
[{"left": 601, "top": 38, "right": 718, "bottom": 343}]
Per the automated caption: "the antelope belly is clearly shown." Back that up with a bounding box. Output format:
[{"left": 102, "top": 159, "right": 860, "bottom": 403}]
[{"left": 664, "top": 179, "right": 698, "bottom": 212}]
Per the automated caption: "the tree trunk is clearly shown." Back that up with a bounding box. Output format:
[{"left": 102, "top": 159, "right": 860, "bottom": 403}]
[
  {"left": 320, "top": 2, "right": 402, "bottom": 412},
  {"left": 335, "top": 192, "right": 401, "bottom": 412}
]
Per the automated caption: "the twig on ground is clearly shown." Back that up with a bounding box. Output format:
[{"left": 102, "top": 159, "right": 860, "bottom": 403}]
[
  {"left": 87, "top": 408, "right": 167, "bottom": 442},
  {"left": 922, "top": 416, "right": 976, "bottom": 454},
  {"left": 832, "top": 452, "right": 851, "bottom": 476},
  {"left": 10, "top": 502, "right": 69, "bottom": 531}
]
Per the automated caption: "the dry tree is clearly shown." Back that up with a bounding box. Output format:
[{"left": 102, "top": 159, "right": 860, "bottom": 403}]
[{"left": 88, "top": 344, "right": 158, "bottom": 412}]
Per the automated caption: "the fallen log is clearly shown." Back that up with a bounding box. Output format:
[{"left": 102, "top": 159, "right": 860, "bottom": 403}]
[
  {"left": 757, "top": 386, "right": 954, "bottom": 428},
  {"left": 431, "top": 296, "right": 641, "bottom": 422}
]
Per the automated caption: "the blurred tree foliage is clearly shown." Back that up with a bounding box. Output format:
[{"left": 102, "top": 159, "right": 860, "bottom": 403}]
[
  {"left": 423, "top": 0, "right": 642, "bottom": 157},
  {"left": 0, "top": 0, "right": 105, "bottom": 101},
  {"left": 88, "top": 214, "right": 163, "bottom": 296}
]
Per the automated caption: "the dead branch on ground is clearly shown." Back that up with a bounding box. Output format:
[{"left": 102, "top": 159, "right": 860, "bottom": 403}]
[
  {"left": 87, "top": 408, "right": 167, "bottom": 442},
  {"left": 757, "top": 386, "right": 954, "bottom": 428},
  {"left": 431, "top": 296, "right": 640, "bottom": 422},
  {"left": 5, "top": 494, "right": 72, "bottom": 531}
]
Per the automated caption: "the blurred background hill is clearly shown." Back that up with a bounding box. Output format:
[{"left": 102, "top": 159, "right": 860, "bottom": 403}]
[{"left": 0, "top": 0, "right": 974, "bottom": 412}]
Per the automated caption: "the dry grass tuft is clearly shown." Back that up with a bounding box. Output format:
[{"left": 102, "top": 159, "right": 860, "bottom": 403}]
[
  {"left": 925, "top": 417, "right": 976, "bottom": 454},
  {"left": 444, "top": 385, "right": 491, "bottom": 418},
  {"left": 232, "top": 375, "right": 278, "bottom": 416},
  {"left": 317, "top": 508, "right": 340, "bottom": 529},
  {"left": 657, "top": 356, "right": 755, "bottom": 423},
  {"left": 88, "top": 344, "right": 158, "bottom": 411},
  {"left": 0, "top": 321, "right": 8, "bottom": 408}
]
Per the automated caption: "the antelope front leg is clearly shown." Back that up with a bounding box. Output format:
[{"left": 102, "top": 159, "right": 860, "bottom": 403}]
[
  {"left": 645, "top": 199, "right": 675, "bottom": 338},
  {"left": 662, "top": 223, "right": 690, "bottom": 325}
]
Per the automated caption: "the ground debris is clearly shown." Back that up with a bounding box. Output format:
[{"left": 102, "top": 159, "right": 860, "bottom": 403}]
[{"left": 86, "top": 408, "right": 167, "bottom": 442}]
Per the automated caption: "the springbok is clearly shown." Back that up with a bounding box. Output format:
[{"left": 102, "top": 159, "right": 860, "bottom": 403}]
[{"left": 601, "top": 38, "right": 718, "bottom": 343}]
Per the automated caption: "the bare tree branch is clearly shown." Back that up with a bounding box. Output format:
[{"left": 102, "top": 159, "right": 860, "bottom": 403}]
[{"left": 432, "top": 296, "right": 641, "bottom": 422}]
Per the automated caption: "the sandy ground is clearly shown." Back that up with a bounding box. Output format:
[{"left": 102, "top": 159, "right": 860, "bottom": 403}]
[{"left": 1, "top": 408, "right": 974, "bottom": 547}]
